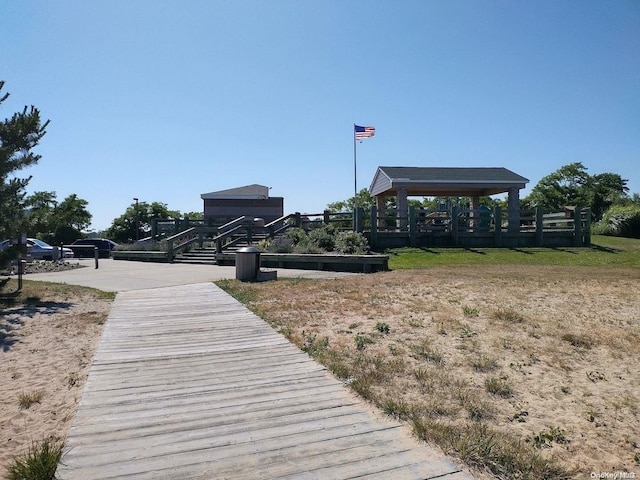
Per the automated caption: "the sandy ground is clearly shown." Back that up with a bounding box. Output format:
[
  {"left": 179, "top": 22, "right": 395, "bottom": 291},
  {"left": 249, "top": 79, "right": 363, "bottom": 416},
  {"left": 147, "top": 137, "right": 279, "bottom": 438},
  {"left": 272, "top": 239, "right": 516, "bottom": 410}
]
[
  {"left": 1, "top": 263, "right": 639, "bottom": 479},
  {"left": 0, "top": 284, "right": 111, "bottom": 478},
  {"left": 225, "top": 265, "right": 640, "bottom": 478}
]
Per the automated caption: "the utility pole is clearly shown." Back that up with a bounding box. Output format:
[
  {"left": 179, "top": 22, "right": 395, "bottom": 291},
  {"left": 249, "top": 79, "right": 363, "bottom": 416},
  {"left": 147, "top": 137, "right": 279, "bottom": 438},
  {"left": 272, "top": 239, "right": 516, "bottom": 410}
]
[{"left": 133, "top": 197, "right": 139, "bottom": 241}]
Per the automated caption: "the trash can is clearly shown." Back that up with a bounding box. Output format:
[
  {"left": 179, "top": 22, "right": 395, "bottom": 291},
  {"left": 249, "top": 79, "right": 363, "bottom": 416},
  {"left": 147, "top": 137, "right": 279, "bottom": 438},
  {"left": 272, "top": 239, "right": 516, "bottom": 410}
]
[{"left": 235, "top": 246, "right": 261, "bottom": 281}]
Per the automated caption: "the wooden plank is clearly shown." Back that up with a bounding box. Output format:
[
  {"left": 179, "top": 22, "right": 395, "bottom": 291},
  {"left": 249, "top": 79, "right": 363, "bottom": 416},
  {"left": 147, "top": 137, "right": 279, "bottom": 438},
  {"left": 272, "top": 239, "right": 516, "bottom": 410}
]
[{"left": 58, "top": 283, "right": 472, "bottom": 480}]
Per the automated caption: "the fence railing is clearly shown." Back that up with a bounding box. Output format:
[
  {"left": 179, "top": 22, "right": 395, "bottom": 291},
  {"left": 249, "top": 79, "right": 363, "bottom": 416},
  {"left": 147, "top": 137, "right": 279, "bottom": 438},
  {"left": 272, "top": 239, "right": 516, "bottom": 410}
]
[{"left": 159, "top": 205, "right": 591, "bottom": 260}]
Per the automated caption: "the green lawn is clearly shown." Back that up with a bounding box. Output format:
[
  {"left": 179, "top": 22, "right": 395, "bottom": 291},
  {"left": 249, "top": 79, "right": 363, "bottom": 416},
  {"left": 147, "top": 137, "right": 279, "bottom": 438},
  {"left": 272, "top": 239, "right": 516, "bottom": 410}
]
[{"left": 386, "top": 235, "right": 640, "bottom": 269}]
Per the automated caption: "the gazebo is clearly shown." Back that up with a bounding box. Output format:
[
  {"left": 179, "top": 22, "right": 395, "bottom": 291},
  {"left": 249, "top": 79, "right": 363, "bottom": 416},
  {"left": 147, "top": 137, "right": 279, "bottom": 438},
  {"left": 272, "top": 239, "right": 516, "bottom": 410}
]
[{"left": 369, "top": 166, "right": 529, "bottom": 231}]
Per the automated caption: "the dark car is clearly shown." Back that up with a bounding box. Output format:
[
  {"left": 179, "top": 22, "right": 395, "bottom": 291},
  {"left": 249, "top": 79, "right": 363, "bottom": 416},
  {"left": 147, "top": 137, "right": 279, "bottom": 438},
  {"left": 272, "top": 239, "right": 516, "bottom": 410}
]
[{"left": 70, "top": 238, "right": 119, "bottom": 258}]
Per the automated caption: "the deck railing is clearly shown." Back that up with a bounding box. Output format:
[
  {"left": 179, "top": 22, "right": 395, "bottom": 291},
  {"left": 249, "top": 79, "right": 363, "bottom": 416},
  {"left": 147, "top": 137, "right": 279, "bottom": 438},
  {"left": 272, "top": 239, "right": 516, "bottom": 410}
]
[{"left": 159, "top": 205, "right": 591, "bottom": 260}]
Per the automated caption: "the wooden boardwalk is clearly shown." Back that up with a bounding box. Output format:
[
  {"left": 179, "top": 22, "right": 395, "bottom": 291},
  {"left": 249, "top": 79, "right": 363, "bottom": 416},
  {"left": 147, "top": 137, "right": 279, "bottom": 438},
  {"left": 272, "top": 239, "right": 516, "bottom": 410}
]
[{"left": 58, "top": 283, "right": 471, "bottom": 480}]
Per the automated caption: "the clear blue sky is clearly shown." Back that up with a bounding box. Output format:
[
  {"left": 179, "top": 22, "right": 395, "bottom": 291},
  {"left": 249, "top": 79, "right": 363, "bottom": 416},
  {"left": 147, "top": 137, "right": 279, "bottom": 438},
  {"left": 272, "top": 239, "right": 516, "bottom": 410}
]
[{"left": 2, "top": 1, "right": 639, "bottom": 231}]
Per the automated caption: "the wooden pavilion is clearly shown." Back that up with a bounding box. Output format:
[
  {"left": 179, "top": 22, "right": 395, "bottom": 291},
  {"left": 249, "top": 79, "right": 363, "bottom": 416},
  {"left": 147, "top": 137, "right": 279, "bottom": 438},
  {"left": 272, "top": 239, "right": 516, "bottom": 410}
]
[{"left": 370, "top": 166, "right": 529, "bottom": 231}]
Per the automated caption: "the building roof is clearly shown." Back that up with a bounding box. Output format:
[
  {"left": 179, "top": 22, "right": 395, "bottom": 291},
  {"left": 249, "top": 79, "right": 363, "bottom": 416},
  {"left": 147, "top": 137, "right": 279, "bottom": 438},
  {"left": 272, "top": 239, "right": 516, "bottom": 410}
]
[
  {"left": 370, "top": 166, "right": 529, "bottom": 197},
  {"left": 201, "top": 184, "right": 270, "bottom": 200}
]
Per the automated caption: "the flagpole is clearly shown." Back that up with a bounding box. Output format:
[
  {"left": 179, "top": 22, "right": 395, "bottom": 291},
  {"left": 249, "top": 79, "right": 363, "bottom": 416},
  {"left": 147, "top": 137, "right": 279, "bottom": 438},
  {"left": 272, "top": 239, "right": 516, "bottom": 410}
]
[{"left": 353, "top": 123, "right": 358, "bottom": 208}]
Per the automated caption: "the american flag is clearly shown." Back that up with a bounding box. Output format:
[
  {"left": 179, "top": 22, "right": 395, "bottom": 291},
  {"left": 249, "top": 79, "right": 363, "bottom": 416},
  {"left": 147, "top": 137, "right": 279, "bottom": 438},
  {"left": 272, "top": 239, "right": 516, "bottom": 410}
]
[{"left": 354, "top": 124, "right": 375, "bottom": 141}]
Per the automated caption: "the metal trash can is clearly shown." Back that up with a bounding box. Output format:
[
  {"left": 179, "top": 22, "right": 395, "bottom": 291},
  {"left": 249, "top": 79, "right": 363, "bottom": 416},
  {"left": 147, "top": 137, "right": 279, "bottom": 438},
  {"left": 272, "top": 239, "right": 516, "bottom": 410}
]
[{"left": 235, "top": 246, "right": 261, "bottom": 281}]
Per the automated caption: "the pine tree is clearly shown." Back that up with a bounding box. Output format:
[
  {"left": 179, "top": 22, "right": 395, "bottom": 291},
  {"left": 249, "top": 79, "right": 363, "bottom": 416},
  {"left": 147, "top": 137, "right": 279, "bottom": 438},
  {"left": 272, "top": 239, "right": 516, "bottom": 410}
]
[{"left": 0, "top": 81, "right": 49, "bottom": 269}]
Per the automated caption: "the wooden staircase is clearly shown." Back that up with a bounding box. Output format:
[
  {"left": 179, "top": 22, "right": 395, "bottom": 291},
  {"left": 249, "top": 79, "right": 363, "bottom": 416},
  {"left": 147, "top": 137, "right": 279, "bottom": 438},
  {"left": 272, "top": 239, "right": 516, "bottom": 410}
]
[{"left": 172, "top": 233, "right": 270, "bottom": 265}]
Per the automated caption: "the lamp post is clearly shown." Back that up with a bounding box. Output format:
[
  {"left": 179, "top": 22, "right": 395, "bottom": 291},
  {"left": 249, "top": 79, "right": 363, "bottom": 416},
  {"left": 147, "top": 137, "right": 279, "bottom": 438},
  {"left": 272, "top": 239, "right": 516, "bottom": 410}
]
[{"left": 133, "top": 197, "right": 139, "bottom": 242}]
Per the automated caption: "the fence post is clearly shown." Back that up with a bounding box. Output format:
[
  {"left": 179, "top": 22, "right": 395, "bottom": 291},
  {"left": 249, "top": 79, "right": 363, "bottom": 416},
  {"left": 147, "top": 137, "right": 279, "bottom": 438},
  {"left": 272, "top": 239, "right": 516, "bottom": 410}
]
[
  {"left": 451, "top": 205, "right": 459, "bottom": 246},
  {"left": 494, "top": 206, "right": 502, "bottom": 247},
  {"left": 536, "top": 206, "right": 544, "bottom": 247},
  {"left": 409, "top": 206, "right": 417, "bottom": 247},
  {"left": 573, "top": 206, "right": 582, "bottom": 247},
  {"left": 151, "top": 218, "right": 158, "bottom": 239},
  {"left": 323, "top": 210, "right": 331, "bottom": 225},
  {"left": 584, "top": 208, "right": 591, "bottom": 246},
  {"left": 94, "top": 246, "right": 99, "bottom": 269},
  {"left": 246, "top": 224, "right": 253, "bottom": 245},
  {"left": 167, "top": 239, "right": 174, "bottom": 263},
  {"left": 354, "top": 207, "right": 364, "bottom": 233},
  {"left": 369, "top": 206, "right": 377, "bottom": 249}
]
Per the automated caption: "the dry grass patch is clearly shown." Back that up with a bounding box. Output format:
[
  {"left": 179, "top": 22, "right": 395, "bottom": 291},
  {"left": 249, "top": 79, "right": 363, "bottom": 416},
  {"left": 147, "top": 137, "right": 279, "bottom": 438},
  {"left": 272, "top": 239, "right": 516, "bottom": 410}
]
[
  {"left": 18, "top": 390, "right": 44, "bottom": 410},
  {"left": 218, "top": 265, "right": 640, "bottom": 478}
]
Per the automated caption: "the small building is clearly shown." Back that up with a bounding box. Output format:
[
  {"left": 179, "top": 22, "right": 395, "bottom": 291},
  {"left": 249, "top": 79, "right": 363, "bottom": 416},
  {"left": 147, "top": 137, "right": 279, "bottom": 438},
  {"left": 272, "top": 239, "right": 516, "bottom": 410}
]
[{"left": 201, "top": 184, "right": 284, "bottom": 224}]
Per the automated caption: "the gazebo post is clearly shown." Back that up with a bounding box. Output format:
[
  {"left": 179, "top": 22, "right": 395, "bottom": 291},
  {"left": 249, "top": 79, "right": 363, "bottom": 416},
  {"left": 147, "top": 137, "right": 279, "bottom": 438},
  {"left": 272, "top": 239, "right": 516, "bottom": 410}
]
[
  {"left": 470, "top": 196, "right": 480, "bottom": 229},
  {"left": 397, "top": 187, "right": 408, "bottom": 230},
  {"left": 507, "top": 187, "right": 521, "bottom": 233},
  {"left": 376, "top": 195, "right": 386, "bottom": 228}
]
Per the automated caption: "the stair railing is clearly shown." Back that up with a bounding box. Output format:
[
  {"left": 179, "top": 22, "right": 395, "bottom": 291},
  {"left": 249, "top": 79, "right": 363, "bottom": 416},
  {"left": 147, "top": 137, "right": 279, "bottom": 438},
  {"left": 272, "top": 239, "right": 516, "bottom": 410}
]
[{"left": 166, "top": 227, "right": 201, "bottom": 263}]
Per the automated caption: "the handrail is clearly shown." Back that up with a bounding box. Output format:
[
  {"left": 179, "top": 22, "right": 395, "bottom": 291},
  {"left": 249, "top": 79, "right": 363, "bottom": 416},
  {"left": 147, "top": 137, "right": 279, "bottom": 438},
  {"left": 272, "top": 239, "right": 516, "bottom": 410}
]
[
  {"left": 166, "top": 227, "right": 200, "bottom": 262},
  {"left": 165, "top": 227, "right": 196, "bottom": 243},
  {"left": 218, "top": 216, "right": 251, "bottom": 232},
  {"left": 213, "top": 224, "right": 250, "bottom": 252}
]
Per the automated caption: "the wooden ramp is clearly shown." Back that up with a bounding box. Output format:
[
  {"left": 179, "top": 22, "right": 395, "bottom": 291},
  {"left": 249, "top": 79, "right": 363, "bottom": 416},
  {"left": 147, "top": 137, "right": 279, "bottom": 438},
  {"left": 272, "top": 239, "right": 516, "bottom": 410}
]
[{"left": 58, "top": 283, "right": 471, "bottom": 480}]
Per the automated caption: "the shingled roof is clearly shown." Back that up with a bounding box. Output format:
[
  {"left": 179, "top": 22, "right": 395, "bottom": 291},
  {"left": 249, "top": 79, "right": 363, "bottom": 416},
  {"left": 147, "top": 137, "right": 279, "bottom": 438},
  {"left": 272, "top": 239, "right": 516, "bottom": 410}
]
[
  {"left": 370, "top": 166, "right": 529, "bottom": 197},
  {"left": 201, "top": 184, "right": 270, "bottom": 200}
]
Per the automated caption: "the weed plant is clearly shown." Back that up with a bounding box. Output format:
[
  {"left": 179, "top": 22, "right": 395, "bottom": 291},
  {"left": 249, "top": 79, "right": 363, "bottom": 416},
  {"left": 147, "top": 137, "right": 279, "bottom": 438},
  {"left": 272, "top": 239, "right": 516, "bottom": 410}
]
[{"left": 5, "top": 439, "right": 63, "bottom": 480}]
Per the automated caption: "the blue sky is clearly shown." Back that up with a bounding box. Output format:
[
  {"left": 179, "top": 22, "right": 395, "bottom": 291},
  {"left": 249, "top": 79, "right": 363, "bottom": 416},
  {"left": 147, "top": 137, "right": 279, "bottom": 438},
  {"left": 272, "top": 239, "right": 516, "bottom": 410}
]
[{"left": 2, "top": 1, "right": 638, "bottom": 231}]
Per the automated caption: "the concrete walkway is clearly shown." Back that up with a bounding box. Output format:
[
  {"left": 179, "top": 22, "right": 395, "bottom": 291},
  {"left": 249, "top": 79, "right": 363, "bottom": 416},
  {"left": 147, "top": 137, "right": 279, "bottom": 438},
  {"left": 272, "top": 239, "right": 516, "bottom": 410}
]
[
  {"left": 28, "top": 260, "right": 473, "bottom": 479},
  {"left": 26, "top": 258, "right": 356, "bottom": 292}
]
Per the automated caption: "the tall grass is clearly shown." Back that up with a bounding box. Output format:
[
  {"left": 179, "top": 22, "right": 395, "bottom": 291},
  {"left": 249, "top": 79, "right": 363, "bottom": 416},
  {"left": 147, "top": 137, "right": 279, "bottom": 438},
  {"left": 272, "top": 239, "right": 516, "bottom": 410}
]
[{"left": 5, "top": 439, "right": 63, "bottom": 480}]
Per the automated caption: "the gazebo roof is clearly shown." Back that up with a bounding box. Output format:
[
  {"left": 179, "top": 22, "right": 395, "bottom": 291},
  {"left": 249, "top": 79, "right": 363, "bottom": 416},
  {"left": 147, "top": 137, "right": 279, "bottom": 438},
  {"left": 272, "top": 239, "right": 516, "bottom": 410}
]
[{"left": 370, "top": 166, "right": 529, "bottom": 197}]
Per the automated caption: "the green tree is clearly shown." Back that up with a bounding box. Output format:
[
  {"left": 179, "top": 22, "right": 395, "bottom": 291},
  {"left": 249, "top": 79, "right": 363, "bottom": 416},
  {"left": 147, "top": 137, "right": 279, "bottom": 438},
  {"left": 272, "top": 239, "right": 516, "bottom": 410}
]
[
  {"left": 327, "top": 188, "right": 378, "bottom": 212},
  {"left": 24, "top": 190, "right": 57, "bottom": 236},
  {"left": 183, "top": 211, "right": 204, "bottom": 221},
  {"left": 525, "top": 162, "right": 591, "bottom": 211},
  {"left": 106, "top": 201, "right": 180, "bottom": 243},
  {"left": 0, "top": 81, "right": 49, "bottom": 277},
  {"left": 589, "top": 172, "right": 629, "bottom": 221},
  {"left": 54, "top": 194, "right": 92, "bottom": 232},
  {"left": 23, "top": 192, "right": 92, "bottom": 243},
  {"left": 524, "top": 162, "right": 629, "bottom": 221}
]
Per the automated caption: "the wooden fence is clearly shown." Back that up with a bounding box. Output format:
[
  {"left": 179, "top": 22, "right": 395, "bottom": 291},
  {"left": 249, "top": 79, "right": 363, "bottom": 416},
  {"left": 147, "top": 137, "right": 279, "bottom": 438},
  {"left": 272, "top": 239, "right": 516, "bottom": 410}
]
[{"left": 150, "top": 206, "right": 591, "bottom": 255}]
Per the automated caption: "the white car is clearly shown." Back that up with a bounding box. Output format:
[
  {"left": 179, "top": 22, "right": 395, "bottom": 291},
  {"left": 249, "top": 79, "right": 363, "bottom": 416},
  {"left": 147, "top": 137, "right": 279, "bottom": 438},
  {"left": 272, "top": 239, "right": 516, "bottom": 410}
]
[{"left": 0, "top": 238, "right": 74, "bottom": 260}]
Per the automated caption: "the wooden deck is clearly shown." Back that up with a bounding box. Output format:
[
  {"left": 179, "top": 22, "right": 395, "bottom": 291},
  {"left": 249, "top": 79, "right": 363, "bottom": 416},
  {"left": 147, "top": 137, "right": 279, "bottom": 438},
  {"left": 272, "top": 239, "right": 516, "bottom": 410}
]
[{"left": 58, "top": 283, "right": 471, "bottom": 480}]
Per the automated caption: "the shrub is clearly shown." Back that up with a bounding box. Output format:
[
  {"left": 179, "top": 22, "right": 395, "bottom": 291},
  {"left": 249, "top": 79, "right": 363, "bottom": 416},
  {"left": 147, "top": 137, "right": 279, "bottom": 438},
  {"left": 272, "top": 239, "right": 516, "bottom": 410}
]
[
  {"left": 264, "top": 237, "right": 294, "bottom": 253},
  {"left": 308, "top": 226, "right": 336, "bottom": 252},
  {"left": 283, "top": 228, "right": 309, "bottom": 246},
  {"left": 335, "top": 231, "right": 369, "bottom": 255},
  {"left": 293, "top": 243, "right": 325, "bottom": 254},
  {"left": 593, "top": 204, "right": 640, "bottom": 238}
]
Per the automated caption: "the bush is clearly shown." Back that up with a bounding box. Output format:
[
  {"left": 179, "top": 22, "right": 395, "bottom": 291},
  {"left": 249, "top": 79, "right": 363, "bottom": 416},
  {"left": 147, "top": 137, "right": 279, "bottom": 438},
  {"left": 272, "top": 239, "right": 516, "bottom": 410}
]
[
  {"left": 263, "top": 236, "right": 294, "bottom": 253},
  {"left": 293, "top": 243, "right": 325, "bottom": 254},
  {"left": 335, "top": 231, "right": 369, "bottom": 255},
  {"left": 283, "top": 228, "right": 309, "bottom": 246},
  {"left": 308, "top": 225, "right": 336, "bottom": 252},
  {"left": 593, "top": 204, "right": 640, "bottom": 238}
]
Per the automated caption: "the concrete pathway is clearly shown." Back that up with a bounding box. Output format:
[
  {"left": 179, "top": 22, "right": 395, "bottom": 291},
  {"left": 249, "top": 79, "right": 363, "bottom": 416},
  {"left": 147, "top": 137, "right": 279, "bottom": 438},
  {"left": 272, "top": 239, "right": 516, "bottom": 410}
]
[{"left": 26, "top": 258, "right": 355, "bottom": 292}]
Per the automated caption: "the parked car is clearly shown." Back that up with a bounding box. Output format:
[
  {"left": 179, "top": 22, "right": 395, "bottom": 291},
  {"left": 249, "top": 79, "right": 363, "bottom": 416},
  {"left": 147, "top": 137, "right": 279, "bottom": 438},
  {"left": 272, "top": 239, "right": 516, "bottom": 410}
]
[
  {"left": 70, "top": 238, "right": 119, "bottom": 258},
  {"left": 3, "top": 238, "right": 74, "bottom": 260}
]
